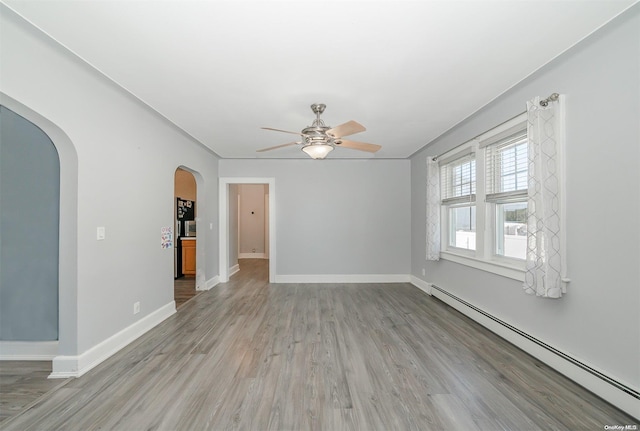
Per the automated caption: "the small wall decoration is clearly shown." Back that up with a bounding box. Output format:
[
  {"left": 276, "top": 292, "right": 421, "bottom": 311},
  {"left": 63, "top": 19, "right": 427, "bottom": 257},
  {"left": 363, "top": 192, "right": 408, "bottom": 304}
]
[
  {"left": 161, "top": 226, "right": 173, "bottom": 249},
  {"left": 177, "top": 198, "right": 195, "bottom": 220}
]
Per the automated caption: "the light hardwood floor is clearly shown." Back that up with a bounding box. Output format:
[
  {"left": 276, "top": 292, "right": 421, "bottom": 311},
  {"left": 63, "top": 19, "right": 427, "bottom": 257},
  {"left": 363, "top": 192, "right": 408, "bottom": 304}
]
[
  {"left": 1, "top": 259, "right": 636, "bottom": 430},
  {"left": 0, "top": 276, "right": 199, "bottom": 424},
  {"left": 0, "top": 361, "right": 67, "bottom": 424}
]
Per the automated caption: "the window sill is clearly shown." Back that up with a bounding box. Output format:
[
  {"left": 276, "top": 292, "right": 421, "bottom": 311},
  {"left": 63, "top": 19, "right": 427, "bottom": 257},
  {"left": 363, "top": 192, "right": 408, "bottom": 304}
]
[{"left": 439, "top": 251, "right": 525, "bottom": 282}]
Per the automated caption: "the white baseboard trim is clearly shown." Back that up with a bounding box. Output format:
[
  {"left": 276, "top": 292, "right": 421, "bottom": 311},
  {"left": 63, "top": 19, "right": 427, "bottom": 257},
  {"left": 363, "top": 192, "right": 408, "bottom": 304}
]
[
  {"left": 229, "top": 264, "right": 240, "bottom": 277},
  {"left": 424, "top": 283, "right": 640, "bottom": 419},
  {"left": 410, "top": 276, "right": 432, "bottom": 295},
  {"left": 238, "top": 253, "right": 267, "bottom": 259},
  {"left": 201, "top": 275, "right": 219, "bottom": 291},
  {"left": 0, "top": 340, "right": 59, "bottom": 360},
  {"left": 50, "top": 301, "right": 176, "bottom": 379},
  {"left": 275, "top": 274, "right": 411, "bottom": 284}
]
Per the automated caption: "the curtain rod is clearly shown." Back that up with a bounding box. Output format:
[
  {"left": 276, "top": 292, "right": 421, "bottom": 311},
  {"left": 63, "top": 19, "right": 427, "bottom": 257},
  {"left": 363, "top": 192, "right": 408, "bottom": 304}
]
[
  {"left": 539, "top": 92, "right": 559, "bottom": 107},
  {"left": 431, "top": 92, "right": 559, "bottom": 161}
]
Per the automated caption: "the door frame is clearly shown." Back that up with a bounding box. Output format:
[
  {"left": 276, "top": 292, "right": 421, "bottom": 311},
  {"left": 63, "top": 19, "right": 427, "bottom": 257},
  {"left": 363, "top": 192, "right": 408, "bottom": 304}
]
[{"left": 219, "top": 177, "right": 275, "bottom": 283}]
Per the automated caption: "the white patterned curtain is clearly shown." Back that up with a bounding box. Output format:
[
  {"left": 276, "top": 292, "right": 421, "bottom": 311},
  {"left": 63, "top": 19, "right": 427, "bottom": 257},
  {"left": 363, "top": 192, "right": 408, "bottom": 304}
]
[
  {"left": 426, "top": 157, "right": 441, "bottom": 261},
  {"left": 523, "top": 95, "right": 565, "bottom": 298}
]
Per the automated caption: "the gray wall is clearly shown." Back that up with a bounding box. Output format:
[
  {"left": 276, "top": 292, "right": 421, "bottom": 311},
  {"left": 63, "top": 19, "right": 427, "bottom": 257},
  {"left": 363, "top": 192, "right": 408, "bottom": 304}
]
[
  {"left": 0, "top": 106, "right": 59, "bottom": 341},
  {"left": 220, "top": 159, "right": 411, "bottom": 276},
  {"left": 1, "top": 5, "right": 220, "bottom": 355},
  {"left": 410, "top": 6, "right": 639, "bottom": 389}
]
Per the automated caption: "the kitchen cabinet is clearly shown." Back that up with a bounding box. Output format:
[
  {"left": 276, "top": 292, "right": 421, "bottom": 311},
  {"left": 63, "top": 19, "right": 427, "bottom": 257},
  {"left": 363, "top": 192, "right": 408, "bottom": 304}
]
[{"left": 181, "top": 238, "right": 196, "bottom": 275}]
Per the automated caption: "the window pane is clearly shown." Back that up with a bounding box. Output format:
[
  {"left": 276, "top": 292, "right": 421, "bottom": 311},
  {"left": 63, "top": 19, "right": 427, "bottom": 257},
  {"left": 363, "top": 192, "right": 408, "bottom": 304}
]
[
  {"left": 496, "top": 202, "right": 527, "bottom": 259},
  {"left": 501, "top": 173, "right": 516, "bottom": 191},
  {"left": 449, "top": 205, "right": 476, "bottom": 250},
  {"left": 499, "top": 141, "right": 527, "bottom": 192},
  {"left": 487, "top": 136, "right": 528, "bottom": 196},
  {"left": 516, "top": 171, "right": 528, "bottom": 191},
  {"left": 444, "top": 158, "right": 476, "bottom": 199}
]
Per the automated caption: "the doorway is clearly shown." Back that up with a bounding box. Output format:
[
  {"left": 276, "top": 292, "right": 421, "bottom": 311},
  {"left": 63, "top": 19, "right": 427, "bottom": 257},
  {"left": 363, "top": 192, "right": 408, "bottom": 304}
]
[
  {"left": 237, "top": 184, "right": 269, "bottom": 259},
  {"left": 174, "top": 167, "right": 198, "bottom": 308},
  {"left": 219, "top": 178, "right": 276, "bottom": 283}
]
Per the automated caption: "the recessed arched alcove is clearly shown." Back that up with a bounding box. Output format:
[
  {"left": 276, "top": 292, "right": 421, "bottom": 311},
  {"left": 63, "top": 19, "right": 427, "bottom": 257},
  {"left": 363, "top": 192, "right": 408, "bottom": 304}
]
[
  {"left": 0, "top": 93, "right": 79, "bottom": 361},
  {"left": 1, "top": 105, "right": 59, "bottom": 341}
]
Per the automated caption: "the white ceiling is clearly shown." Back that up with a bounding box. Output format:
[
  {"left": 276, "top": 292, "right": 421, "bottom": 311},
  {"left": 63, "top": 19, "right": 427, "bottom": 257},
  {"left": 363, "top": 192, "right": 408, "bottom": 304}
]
[{"left": 3, "top": 0, "right": 635, "bottom": 159}]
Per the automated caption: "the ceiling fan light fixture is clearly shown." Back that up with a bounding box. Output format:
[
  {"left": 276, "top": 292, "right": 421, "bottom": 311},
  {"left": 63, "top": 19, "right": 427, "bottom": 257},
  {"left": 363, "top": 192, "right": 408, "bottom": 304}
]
[
  {"left": 302, "top": 144, "right": 333, "bottom": 159},
  {"left": 258, "top": 103, "right": 381, "bottom": 156}
]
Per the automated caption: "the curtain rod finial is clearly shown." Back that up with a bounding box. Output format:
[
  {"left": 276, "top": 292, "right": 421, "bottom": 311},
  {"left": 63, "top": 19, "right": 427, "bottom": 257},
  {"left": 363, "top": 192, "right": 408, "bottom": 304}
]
[{"left": 540, "top": 92, "right": 560, "bottom": 107}]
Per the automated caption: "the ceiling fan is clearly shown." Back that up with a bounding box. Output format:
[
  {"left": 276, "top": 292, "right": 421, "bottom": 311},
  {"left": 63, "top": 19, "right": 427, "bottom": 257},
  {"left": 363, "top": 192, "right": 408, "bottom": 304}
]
[{"left": 257, "top": 104, "right": 381, "bottom": 159}]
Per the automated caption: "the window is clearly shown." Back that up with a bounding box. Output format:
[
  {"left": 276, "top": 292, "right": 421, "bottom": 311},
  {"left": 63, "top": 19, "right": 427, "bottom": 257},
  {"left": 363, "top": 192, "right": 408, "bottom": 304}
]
[
  {"left": 496, "top": 201, "right": 526, "bottom": 258},
  {"left": 449, "top": 205, "right": 476, "bottom": 250},
  {"left": 437, "top": 113, "right": 529, "bottom": 279},
  {"left": 440, "top": 154, "right": 476, "bottom": 251},
  {"left": 485, "top": 131, "right": 528, "bottom": 260}
]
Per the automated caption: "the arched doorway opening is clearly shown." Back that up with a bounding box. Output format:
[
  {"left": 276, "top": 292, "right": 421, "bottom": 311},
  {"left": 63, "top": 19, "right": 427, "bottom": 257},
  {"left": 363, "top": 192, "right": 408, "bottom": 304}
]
[{"left": 174, "top": 167, "right": 199, "bottom": 308}]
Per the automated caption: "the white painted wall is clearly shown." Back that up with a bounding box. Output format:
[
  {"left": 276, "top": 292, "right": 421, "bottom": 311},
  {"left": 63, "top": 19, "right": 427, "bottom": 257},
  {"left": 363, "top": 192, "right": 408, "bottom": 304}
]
[
  {"left": 220, "top": 159, "right": 411, "bottom": 276},
  {"left": 238, "top": 184, "right": 266, "bottom": 255},
  {"left": 1, "top": 6, "right": 220, "bottom": 359},
  {"left": 411, "top": 5, "right": 639, "bottom": 395}
]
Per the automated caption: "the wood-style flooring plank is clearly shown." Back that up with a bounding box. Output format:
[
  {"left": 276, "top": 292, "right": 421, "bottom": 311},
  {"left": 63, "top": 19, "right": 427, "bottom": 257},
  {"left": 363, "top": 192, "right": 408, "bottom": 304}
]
[
  {"left": 0, "top": 361, "right": 69, "bottom": 423},
  {"left": 1, "top": 258, "right": 636, "bottom": 430}
]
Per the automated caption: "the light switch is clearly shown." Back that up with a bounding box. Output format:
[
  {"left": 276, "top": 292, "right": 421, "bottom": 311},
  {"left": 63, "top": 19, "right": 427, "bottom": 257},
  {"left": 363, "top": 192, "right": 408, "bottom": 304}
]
[{"left": 97, "top": 226, "right": 106, "bottom": 240}]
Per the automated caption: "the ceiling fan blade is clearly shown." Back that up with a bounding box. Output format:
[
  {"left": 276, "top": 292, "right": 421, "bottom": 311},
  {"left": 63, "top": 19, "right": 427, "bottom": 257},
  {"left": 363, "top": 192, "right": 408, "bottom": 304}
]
[
  {"left": 256, "top": 142, "right": 300, "bottom": 152},
  {"left": 326, "top": 120, "right": 366, "bottom": 138},
  {"left": 335, "top": 139, "right": 381, "bottom": 153},
  {"left": 261, "top": 127, "right": 303, "bottom": 136}
]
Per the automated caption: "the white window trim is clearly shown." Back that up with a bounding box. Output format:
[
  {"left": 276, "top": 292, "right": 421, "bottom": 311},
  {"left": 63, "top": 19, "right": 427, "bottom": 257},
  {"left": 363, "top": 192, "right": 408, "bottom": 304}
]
[
  {"left": 438, "top": 113, "right": 528, "bottom": 281},
  {"left": 477, "top": 113, "right": 528, "bottom": 148},
  {"left": 440, "top": 250, "right": 525, "bottom": 281}
]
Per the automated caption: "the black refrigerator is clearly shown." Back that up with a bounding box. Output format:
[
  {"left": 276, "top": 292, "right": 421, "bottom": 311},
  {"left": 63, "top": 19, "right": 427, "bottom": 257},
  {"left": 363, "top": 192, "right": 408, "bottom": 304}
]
[{"left": 175, "top": 197, "right": 195, "bottom": 278}]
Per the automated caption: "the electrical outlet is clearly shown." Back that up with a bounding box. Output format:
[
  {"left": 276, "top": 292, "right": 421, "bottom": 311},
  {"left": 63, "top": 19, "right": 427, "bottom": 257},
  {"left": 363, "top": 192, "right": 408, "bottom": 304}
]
[
  {"left": 97, "top": 226, "right": 106, "bottom": 240},
  {"left": 133, "top": 302, "right": 140, "bottom": 314},
  {"left": 422, "top": 268, "right": 426, "bottom": 276}
]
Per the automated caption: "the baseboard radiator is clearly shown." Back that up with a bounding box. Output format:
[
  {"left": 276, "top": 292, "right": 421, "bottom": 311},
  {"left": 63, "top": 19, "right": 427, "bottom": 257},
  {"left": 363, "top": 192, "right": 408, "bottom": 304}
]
[{"left": 429, "top": 283, "right": 639, "bottom": 416}]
